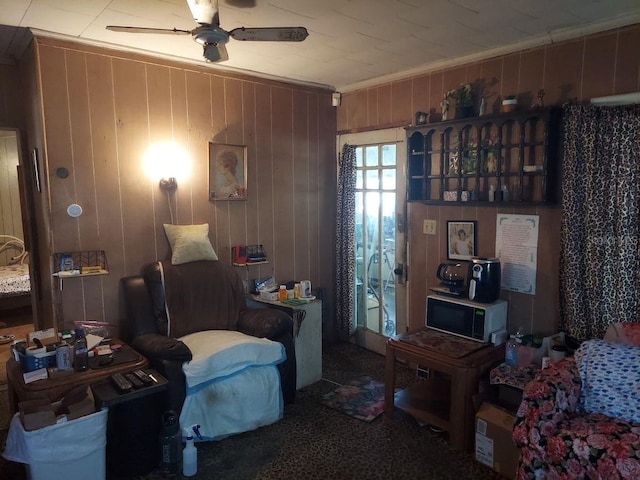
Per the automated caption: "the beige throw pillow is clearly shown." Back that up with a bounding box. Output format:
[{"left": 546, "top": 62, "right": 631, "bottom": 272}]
[{"left": 163, "top": 223, "right": 218, "bottom": 265}]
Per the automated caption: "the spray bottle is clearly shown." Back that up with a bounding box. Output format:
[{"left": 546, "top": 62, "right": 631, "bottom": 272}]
[{"left": 183, "top": 424, "right": 202, "bottom": 477}]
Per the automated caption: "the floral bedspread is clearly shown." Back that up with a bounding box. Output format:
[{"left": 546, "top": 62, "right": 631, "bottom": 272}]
[
  {"left": 512, "top": 357, "right": 640, "bottom": 479},
  {"left": 0, "top": 263, "right": 30, "bottom": 297}
]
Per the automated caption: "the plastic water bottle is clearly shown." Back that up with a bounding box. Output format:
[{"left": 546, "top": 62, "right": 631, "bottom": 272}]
[
  {"left": 505, "top": 335, "right": 518, "bottom": 366},
  {"left": 182, "top": 428, "right": 197, "bottom": 477},
  {"left": 160, "top": 411, "right": 182, "bottom": 476}
]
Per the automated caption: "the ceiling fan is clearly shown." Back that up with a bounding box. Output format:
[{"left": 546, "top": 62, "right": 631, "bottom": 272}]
[{"left": 106, "top": 0, "right": 308, "bottom": 63}]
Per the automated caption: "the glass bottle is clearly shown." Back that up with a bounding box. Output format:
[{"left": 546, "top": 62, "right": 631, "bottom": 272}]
[{"left": 74, "top": 328, "right": 89, "bottom": 372}]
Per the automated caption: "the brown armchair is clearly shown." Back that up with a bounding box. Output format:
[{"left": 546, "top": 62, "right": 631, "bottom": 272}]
[{"left": 120, "top": 260, "right": 296, "bottom": 422}]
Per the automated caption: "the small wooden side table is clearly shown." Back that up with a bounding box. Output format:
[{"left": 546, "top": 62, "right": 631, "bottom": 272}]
[
  {"left": 385, "top": 328, "right": 504, "bottom": 452},
  {"left": 6, "top": 340, "right": 147, "bottom": 414}
]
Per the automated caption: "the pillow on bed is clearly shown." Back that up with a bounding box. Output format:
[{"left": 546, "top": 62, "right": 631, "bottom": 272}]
[
  {"left": 575, "top": 339, "right": 640, "bottom": 423},
  {"left": 163, "top": 223, "right": 218, "bottom": 265}
]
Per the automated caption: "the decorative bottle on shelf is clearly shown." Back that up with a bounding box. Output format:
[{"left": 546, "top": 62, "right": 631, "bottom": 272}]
[
  {"left": 73, "top": 328, "right": 89, "bottom": 372},
  {"left": 489, "top": 184, "right": 496, "bottom": 202},
  {"left": 501, "top": 184, "right": 509, "bottom": 202},
  {"left": 505, "top": 335, "right": 518, "bottom": 366},
  {"left": 278, "top": 285, "right": 287, "bottom": 301}
]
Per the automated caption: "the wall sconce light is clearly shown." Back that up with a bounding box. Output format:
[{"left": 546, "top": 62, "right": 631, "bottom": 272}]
[
  {"left": 159, "top": 177, "right": 178, "bottom": 192},
  {"left": 143, "top": 141, "right": 191, "bottom": 192}
]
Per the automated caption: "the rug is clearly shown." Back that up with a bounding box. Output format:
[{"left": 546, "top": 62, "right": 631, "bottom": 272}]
[{"left": 319, "top": 375, "right": 387, "bottom": 422}]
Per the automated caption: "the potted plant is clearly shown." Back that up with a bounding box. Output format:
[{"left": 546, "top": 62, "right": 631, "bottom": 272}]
[
  {"left": 501, "top": 95, "right": 518, "bottom": 113},
  {"left": 445, "top": 83, "right": 474, "bottom": 119}
]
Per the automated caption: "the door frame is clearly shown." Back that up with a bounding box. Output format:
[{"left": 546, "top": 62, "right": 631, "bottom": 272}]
[{"left": 337, "top": 128, "right": 407, "bottom": 355}]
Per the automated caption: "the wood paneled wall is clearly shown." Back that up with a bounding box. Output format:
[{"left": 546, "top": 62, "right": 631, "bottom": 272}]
[
  {"left": 0, "top": 132, "right": 23, "bottom": 265},
  {"left": 337, "top": 24, "right": 640, "bottom": 337},
  {"left": 0, "top": 64, "right": 24, "bottom": 129},
  {"left": 30, "top": 38, "right": 337, "bottom": 333}
]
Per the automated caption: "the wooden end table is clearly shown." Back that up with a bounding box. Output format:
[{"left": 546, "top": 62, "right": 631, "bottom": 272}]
[
  {"left": 6, "top": 340, "right": 148, "bottom": 414},
  {"left": 385, "top": 328, "right": 504, "bottom": 452}
]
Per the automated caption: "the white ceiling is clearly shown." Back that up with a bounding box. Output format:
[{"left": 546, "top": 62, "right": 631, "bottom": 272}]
[{"left": 1, "top": 0, "right": 639, "bottom": 91}]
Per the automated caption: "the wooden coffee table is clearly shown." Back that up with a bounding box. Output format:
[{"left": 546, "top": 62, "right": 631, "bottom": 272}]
[
  {"left": 385, "top": 328, "right": 504, "bottom": 452},
  {"left": 6, "top": 340, "right": 147, "bottom": 414}
]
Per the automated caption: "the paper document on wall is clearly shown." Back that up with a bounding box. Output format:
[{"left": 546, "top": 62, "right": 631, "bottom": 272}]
[{"left": 495, "top": 214, "right": 539, "bottom": 295}]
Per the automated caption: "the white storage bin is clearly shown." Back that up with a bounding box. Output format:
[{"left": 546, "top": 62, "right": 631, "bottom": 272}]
[{"left": 2, "top": 408, "right": 108, "bottom": 480}]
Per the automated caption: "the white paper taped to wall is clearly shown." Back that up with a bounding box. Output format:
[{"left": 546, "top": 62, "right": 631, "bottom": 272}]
[{"left": 495, "top": 214, "right": 539, "bottom": 295}]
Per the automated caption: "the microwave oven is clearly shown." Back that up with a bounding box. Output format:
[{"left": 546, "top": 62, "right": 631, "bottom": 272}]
[{"left": 425, "top": 295, "right": 507, "bottom": 343}]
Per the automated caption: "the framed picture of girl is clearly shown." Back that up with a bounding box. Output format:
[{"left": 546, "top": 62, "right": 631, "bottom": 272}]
[
  {"left": 209, "top": 143, "right": 247, "bottom": 200},
  {"left": 447, "top": 220, "right": 477, "bottom": 261}
]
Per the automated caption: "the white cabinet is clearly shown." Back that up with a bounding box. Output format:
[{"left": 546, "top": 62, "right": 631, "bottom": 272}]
[{"left": 247, "top": 296, "right": 322, "bottom": 389}]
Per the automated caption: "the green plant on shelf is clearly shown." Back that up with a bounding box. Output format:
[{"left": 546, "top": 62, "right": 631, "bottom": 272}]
[{"left": 444, "top": 83, "right": 473, "bottom": 108}]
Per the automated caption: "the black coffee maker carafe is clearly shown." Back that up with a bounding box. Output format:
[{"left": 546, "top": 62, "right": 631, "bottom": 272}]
[
  {"left": 436, "top": 262, "right": 466, "bottom": 292},
  {"left": 467, "top": 257, "right": 501, "bottom": 303}
]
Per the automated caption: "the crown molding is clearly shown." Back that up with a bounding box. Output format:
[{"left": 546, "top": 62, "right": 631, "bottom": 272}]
[{"left": 338, "top": 13, "right": 640, "bottom": 93}]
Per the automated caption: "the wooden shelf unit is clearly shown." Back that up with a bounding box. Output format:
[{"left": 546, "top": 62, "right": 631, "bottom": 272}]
[{"left": 406, "top": 108, "right": 561, "bottom": 205}]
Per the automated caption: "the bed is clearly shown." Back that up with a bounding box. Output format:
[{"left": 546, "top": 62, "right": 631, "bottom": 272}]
[{"left": 0, "top": 235, "right": 31, "bottom": 311}]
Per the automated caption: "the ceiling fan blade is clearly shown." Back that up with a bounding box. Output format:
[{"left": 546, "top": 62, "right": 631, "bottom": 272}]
[
  {"left": 229, "top": 27, "right": 309, "bottom": 42},
  {"left": 203, "top": 42, "right": 229, "bottom": 62},
  {"left": 106, "top": 25, "right": 192, "bottom": 35},
  {"left": 223, "top": 0, "right": 256, "bottom": 7},
  {"left": 186, "top": 0, "right": 219, "bottom": 26}
]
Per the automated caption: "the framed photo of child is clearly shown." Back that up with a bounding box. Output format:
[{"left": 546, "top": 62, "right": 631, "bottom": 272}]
[
  {"left": 447, "top": 220, "right": 477, "bottom": 261},
  {"left": 209, "top": 143, "right": 247, "bottom": 200}
]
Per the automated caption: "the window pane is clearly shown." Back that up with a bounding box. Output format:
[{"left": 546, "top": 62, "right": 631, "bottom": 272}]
[
  {"left": 356, "top": 170, "right": 363, "bottom": 189},
  {"left": 382, "top": 145, "right": 396, "bottom": 166},
  {"left": 382, "top": 168, "right": 395, "bottom": 190},
  {"left": 382, "top": 192, "right": 396, "bottom": 224},
  {"left": 365, "top": 146, "right": 378, "bottom": 166},
  {"left": 355, "top": 147, "right": 363, "bottom": 167},
  {"left": 365, "top": 170, "right": 379, "bottom": 190}
]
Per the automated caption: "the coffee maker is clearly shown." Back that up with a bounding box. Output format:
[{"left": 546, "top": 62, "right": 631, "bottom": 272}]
[{"left": 467, "top": 257, "right": 501, "bottom": 303}]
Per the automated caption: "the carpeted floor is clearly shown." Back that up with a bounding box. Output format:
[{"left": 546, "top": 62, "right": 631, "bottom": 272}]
[{"left": 1, "top": 342, "right": 504, "bottom": 480}]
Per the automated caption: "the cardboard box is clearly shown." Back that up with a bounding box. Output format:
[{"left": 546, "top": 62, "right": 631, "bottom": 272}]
[
  {"left": 19, "top": 387, "right": 96, "bottom": 431},
  {"left": 475, "top": 402, "right": 520, "bottom": 478},
  {"left": 19, "top": 399, "right": 57, "bottom": 431}
]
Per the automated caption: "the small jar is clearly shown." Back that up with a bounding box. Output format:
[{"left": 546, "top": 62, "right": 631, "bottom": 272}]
[
  {"left": 293, "top": 283, "right": 301, "bottom": 299},
  {"left": 278, "top": 285, "right": 287, "bottom": 301}
]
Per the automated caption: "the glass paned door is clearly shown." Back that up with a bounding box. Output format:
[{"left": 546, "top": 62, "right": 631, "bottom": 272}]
[{"left": 355, "top": 143, "right": 396, "bottom": 336}]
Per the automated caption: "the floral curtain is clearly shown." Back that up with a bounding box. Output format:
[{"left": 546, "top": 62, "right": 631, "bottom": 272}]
[
  {"left": 335, "top": 144, "right": 357, "bottom": 340},
  {"left": 560, "top": 104, "right": 640, "bottom": 341}
]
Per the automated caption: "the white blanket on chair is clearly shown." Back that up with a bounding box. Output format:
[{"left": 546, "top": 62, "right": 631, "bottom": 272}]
[{"left": 179, "top": 330, "right": 285, "bottom": 440}]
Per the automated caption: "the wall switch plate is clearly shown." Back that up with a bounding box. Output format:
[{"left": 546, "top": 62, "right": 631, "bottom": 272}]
[{"left": 423, "top": 219, "right": 437, "bottom": 235}]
